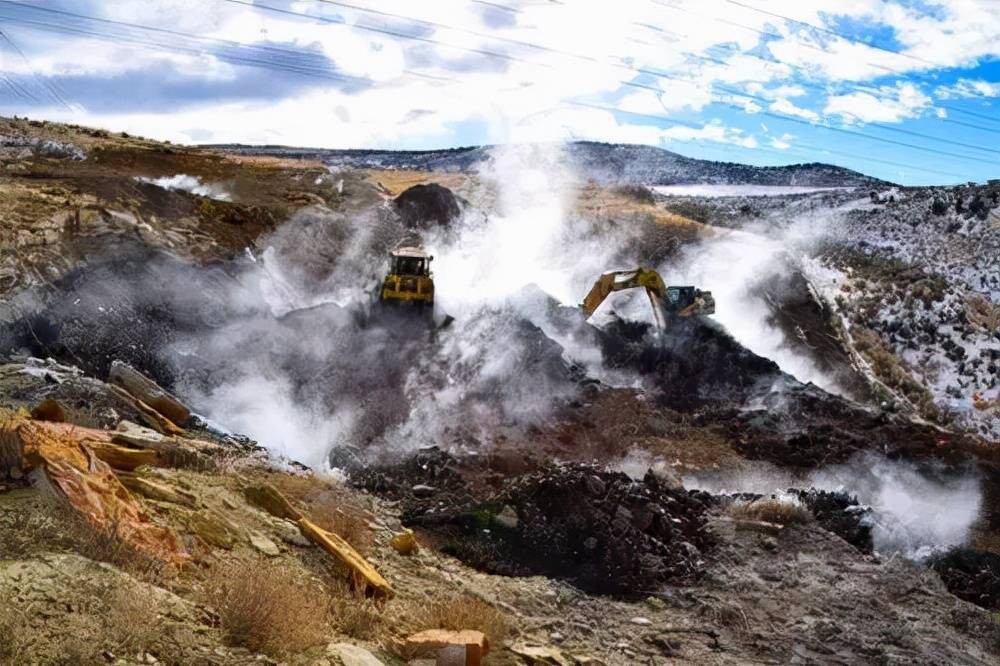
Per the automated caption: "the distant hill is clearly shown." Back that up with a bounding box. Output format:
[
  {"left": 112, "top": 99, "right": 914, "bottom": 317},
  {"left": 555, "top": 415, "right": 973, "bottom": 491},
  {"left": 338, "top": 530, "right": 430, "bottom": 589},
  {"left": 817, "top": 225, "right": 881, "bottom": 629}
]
[{"left": 210, "top": 140, "right": 886, "bottom": 187}]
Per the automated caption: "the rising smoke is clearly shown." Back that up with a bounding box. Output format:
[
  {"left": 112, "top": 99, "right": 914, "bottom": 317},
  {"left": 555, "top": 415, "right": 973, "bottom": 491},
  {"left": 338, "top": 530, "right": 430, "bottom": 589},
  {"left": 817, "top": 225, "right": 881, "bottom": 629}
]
[{"left": 684, "top": 452, "right": 983, "bottom": 558}]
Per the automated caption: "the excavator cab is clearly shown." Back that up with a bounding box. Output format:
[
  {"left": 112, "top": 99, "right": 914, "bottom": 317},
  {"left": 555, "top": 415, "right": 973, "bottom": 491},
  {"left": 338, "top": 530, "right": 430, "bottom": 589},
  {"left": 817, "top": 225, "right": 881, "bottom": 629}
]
[
  {"left": 379, "top": 246, "right": 435, "bottom": 309},
  {"left": 582, "top": 268, "right": 714, "bottom": 330}
]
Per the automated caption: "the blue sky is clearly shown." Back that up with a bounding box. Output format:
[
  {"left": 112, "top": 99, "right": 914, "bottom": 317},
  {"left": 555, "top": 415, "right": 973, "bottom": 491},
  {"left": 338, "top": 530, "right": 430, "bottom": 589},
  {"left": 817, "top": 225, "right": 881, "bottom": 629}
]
[{"left": 0, "top": 0, "right": 998, "bottom": 185}]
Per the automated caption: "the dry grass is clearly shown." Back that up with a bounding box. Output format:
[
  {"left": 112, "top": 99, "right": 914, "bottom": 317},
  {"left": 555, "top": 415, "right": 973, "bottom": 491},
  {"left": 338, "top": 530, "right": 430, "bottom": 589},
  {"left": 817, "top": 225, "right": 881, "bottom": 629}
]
[
  {"left": 397, "top": 593, "right": 512, "bottom": 650},
  {"left": 729, "top": 497, "right": 813, "bottom": 525},
  {"left": 364, "top": 169, "right": 470, "bottom": 196},
  {"left": 0, "top": 589, "right": 158, "bottom": 666},
  {"left": 3, "top": 500, "right": 166, "bottom": 582},
  {"left": 206, "top": 559, "right": 331, "bottom": 657},
  {"left": 266, "top": 473, "right": 374, "bottom": 555},
  {"left": 328, "top": 580, "right": 385, "bottom": 640},
  {"left": 104, "top": 584, "right": 163, "bottom": 655}
]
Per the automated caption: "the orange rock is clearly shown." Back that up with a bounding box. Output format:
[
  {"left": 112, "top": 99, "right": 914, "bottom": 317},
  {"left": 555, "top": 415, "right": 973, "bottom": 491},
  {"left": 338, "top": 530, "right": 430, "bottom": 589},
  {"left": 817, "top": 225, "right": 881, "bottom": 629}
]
[
  {"left": 405, "top": 629, "right": 489, "bottom": 666},
  {"left": 0, "top": 411, "right": 187, "bottom": 566}
]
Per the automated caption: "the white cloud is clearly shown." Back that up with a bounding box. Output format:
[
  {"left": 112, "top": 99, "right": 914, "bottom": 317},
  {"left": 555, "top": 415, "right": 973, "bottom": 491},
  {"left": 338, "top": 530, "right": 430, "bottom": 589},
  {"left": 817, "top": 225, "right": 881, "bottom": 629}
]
[
  {"left": 936, "top": 78, "right": 1000, "bottom": 100},
  {"left": 771, "top": 97, "right": 819, "bottom": 122},
  {"left": 4, "top": 0, "right": 1000, "bottom": 151},
  {"left": 663, "top": 122, "right": 757, "bottom": 149},
  {"left": 770, "top": 133, "right": 796, "bottom": 149},
  {"left": 824, "top": 82, "right": 931, "bottom": 123}
]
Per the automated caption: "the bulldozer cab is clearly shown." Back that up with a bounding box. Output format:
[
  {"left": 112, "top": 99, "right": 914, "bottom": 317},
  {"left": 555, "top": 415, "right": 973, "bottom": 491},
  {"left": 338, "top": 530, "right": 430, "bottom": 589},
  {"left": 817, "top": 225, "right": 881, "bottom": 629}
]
[{"left": 390, "top": 251, "right": 430, "bottom": 277}]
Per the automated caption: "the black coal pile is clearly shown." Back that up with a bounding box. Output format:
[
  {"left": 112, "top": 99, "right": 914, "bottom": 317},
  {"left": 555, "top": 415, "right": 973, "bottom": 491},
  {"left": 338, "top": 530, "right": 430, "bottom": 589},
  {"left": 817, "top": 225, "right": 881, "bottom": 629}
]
[
  {"left": 929, "top": 548, "right": 1000, "bottom": 611},
  {"left": 404, "top": 463, "right": 714, "bottom": 595},
  {"left": 393, "top": 183, "right": 461, "bottom": 229},
  {"left": 594, "top": 315, "right": 781, "bottom": 409},
  {"left": 788, "top": 489, "right": 873, "bottom": 552},
  {"left": 730, "top": 382, "right": 984, "bottom": 470},
  {"left": 335, "top": 445, "right": 473, "bottom": 506}
]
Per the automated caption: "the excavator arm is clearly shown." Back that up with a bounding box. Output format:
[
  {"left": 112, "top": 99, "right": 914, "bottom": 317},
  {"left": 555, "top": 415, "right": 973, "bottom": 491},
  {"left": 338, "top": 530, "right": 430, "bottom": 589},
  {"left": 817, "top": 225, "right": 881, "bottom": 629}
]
[{"left": 581, "top": 267, "right": 715, "bottom": 329}]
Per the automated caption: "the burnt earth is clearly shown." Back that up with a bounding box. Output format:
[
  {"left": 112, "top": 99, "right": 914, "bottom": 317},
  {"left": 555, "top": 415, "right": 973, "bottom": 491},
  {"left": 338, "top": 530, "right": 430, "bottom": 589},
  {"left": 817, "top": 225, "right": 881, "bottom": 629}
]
[
  {"left": 930, "top": 548, "right": 1000, "bottom": 612},
  {"left": 404, "top": 462, "right": 714, "bottom": 595}
]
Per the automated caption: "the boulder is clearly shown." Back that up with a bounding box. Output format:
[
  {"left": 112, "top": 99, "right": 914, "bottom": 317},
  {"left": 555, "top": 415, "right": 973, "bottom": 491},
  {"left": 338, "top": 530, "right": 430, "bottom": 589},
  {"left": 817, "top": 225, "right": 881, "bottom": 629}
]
[
  {"left": 405, "top": 629, "right": 489, "bottom": 666},
  {"left": 390, "top": 529, "right": 418, "bottom": 555},
  {"left": 328, "top": 643, "right": 385, "bottom": 666}
]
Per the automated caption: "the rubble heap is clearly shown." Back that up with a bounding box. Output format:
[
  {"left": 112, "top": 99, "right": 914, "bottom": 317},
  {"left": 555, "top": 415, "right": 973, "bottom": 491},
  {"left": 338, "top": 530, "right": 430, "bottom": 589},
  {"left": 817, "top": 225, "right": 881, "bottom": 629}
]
[{"left": 406, "top": 463, "right": 714, "bottom": 595}]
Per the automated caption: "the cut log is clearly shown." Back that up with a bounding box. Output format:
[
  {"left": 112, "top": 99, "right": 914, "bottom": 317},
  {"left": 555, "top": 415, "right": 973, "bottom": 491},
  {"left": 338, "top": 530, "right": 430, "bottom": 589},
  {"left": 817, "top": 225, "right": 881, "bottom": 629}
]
[
  {"left": 107, "top": 385, "right": 184, "bottom": 436},
  {"left": 86, "top": 440, "right": 160, "bottom": 471},
  {"left": 406, "top": 629, "right": 489, "bottom": 666},
  {"left": 297, "top": 518, "right": 393, "bottom": 598},
  {"left": 243, "top": 483, "right": 391, "bottom": 597},
  {"left": 109, "top": 361, "right": 190, "bottom": 427}
]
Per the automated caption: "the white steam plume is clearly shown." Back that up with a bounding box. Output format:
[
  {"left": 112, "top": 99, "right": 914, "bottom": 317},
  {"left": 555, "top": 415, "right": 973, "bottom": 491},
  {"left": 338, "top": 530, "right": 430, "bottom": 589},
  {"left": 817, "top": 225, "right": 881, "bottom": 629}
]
[
  {"left": 685, "top": 453, "right": 982, "bottom": 558},
  {"left": 660, "top": 218, "right": 844, "bottom": 394}
]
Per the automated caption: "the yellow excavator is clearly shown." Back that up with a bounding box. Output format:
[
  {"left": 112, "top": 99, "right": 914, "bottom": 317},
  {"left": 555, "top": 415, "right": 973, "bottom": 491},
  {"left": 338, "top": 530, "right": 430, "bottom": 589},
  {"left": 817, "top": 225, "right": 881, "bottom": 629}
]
[
  {"left": 379, "top": 246, "right": 435, "bottom": 309},
  {"left": 582, "top": 267, "right": 715, "bottom": 329}
]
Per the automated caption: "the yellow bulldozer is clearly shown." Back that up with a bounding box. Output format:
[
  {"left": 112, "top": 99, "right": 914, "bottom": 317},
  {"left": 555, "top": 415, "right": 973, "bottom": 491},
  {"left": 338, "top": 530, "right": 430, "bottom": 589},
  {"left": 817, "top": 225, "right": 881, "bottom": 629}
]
[
  {"left": 581, "top": 267, "right": 715, "bottom": 329},
  {"left": 379, "top": 246, "right": 435, "bottom": 310}
]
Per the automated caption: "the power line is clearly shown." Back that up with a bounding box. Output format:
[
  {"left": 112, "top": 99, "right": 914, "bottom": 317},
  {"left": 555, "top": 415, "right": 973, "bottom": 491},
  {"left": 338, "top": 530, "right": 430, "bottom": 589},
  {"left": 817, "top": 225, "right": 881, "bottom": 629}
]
[
  {"left": 304, "top": 0, "right": 1000, "bottom": 154},
  {"left": 707, "top": 0, "right": 1000, "bottom": 125},
  {"left": 722, "top": 0, "right": 936, "bottom": 68},
  {"left": 470, "top": 0, "right": 522, "bottom": 14},
  {"left": 0, "top": 1, "right": 453, "bottom": 89},
  {"left": 1, "top": 0, "right": 992, "bottom": 176},
  {"left": 309, "top": 0, "right": 602, "bottom": 63},
  {"left": 224, "top": 0, "right": 556, "bottom": 71},
  {"left": 0, "top": 25, "right": 72, "bottom": 109}
]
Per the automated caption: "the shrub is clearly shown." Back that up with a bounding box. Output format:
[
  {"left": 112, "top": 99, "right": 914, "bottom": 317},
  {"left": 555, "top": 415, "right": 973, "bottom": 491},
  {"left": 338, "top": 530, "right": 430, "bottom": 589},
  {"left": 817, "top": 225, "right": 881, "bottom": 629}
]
[
  {"left": 398, "top": 593, "right": 511, "bottom": 649},
  {"left": 207, "top": 559, "right": 330, "bottom": 657},
  {"left": 729, "top": 496, "right": 812, "bottom": 525}
]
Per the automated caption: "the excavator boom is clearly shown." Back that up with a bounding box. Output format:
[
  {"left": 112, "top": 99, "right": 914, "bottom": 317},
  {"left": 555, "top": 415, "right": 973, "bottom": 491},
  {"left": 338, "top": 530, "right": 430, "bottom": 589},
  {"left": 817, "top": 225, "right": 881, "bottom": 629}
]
[{"left": 581, "top": 267, "right": 714, "bottom": 329}]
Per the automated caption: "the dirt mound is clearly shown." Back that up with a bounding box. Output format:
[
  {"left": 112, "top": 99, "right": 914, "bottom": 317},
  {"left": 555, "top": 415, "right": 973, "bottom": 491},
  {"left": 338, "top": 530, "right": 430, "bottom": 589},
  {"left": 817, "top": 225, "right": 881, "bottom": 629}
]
[
  {"left": 393, "top": 184, "right": 461, "bottom": 229},
  {"left": 404, "top": 463, "right": 714, "bottom": 595},
  {"left": 930, "top": 548, "right": 1000, "bottom": 611}
]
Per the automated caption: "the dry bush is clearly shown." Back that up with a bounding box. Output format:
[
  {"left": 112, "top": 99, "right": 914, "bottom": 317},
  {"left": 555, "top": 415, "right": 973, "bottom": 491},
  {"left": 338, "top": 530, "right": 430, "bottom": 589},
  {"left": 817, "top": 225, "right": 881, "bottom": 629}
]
[
  {"left": 328, "top": 579, "right": 384, "bottom": 640},
  {"left": 397, "top": 594, "right": 512, "bottom": 650},
  {"left": 206, "top": 559, "right": 331, "bottom": 657},
  {"left": 104, "top": 584, "right": 162, "bottom": 655},
  {"left": 729, "top": 497, "right": 813, "bottom": 525},
  {"left": 0, "top": 603, "right": 30, "bottom": 664},
  {"left": 0, "top": 600, "right": 106, "bottom": 666},
  {"left": 266, "top": 473, "right": 374, "bottom": 555}
]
